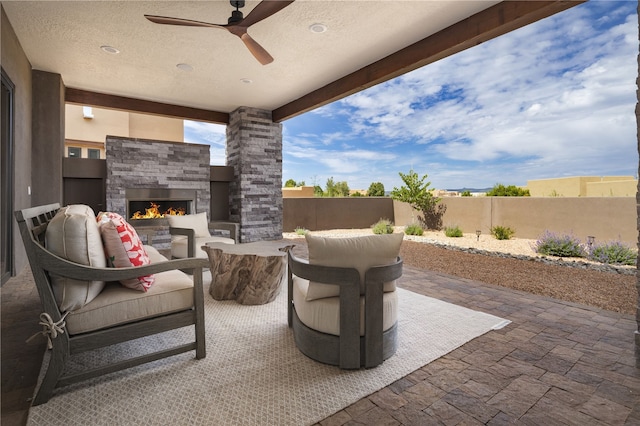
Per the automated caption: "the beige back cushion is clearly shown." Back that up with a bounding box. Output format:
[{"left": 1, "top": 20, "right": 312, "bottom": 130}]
[
  {"left": 45, "top": 205, "right": 107, "bottom": 312},
  {"left": 305, "top": 233, "right": 403, "bottom": 301},
  {"left": 166, "top": 212, "right": 211, "bottom": 239}
]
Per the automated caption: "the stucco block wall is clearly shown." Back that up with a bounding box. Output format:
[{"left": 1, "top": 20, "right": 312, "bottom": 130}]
[
  {"left": 285, "top": 197, "right": 636, "bottom": 246},
  {"left": 283, "top": 197, "right": 394, "bottom": 232}
]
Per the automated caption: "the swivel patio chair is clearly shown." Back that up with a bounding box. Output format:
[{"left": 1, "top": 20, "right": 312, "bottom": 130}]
[{"left": 287, "top": 233, "right": 403, "bottom": 369}]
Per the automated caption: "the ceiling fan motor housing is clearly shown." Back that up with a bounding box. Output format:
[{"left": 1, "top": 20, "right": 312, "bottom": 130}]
[{"left": 229, "top": 10, "right": 244, "bottom": 24}]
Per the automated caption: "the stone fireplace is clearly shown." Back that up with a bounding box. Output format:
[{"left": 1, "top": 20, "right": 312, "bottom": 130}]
[{"left": 105, "top": 136, "right": 211, "bottom": 247}]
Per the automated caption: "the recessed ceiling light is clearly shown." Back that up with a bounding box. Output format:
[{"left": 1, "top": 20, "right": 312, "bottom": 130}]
[
  {"left": 240, "top": 78, "right": 252, "bottom": 84},
  {"left": 100, "top": 45, "right": 120, "bottom": 54},
  {"left": 309, "top": 23, "right": 327, "bottom": 33},
  {"left": 176, "top": 63, "right": 193, "bottom": 72}
]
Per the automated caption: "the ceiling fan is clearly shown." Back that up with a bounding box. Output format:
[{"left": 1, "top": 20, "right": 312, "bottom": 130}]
[{"left": 145, "top": 0, "right": 295, "bottom": 65}]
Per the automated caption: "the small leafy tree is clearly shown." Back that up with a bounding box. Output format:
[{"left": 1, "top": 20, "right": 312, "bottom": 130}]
[
  {"left": 461, "top": 190, "right": 472, "bottom": 197},
  {"left": 285, "top": 179, "right": 306, "bottom": 188},
  {"left": 390, "top": 169, "right": 446, "bottom": 230},
  {"left": 486, "top": 183, "right": 530, "bottom": 196},
  {"left": 367, "top": 182, "right": 385, "bottom": 197},
  {"left": 313, "top": 185, "right": 324, "bottom": 197},
  {"left": 324, "top": 177, "right": 350, "bottom": 197}
]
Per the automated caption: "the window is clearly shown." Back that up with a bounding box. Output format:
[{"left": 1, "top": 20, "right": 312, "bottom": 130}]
[
  {"left": 68, "top": 147, "right": 81, "bottom": 158},
  {"left": 88, "top": 149, "right": 100, "bottom": 159}
]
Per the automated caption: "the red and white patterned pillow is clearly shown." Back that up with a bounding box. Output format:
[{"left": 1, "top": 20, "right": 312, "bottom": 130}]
[{"left": 97, "top": 211, "right": 155, "bottom": 291}]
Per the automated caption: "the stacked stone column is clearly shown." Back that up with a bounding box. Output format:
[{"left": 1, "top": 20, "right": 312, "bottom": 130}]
[{"left": 226, "top": 107, "right": 283, "bottom": 242}]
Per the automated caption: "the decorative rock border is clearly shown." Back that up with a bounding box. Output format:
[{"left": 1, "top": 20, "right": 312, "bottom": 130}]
[{"left": 410, "top": 238, "right": 636, "bottom": 276}]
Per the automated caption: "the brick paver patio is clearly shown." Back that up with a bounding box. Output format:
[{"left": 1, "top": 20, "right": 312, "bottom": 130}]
[{"left": 2, "top": 257, "right": 639, "bottom": 425}]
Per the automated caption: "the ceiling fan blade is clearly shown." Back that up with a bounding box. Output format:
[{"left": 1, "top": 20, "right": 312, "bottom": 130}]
[
  {"left": 239, "top": 33, "right": 274, "bottom": 65},
  {"left": 239, "top": 0, "right": 295, "bottom": 27},
  {"left": 144, "top": 15, "right": 224, "bottom": 29}
]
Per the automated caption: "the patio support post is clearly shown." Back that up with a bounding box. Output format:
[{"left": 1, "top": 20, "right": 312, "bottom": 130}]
[
  {"left": 226, "top": 107, "right": 283, "bottom": 243},
  {"left": 32, "top": 70, "right": 65, "bottom": 205}
]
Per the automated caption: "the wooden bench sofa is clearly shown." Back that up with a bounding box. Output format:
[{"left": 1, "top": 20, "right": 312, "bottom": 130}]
[{"left": 15, "top": 203, "right": 210, "bottom": 405}]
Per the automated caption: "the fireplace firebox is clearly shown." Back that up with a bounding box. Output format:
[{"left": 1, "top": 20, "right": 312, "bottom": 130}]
[{"left": 125, "top": 188, "right": 197, "bottom": 221}]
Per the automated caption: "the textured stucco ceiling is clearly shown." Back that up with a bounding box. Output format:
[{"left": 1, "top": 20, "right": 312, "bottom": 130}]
[{"left": 3, "top": 0, "right": 503, "bottom": 116}]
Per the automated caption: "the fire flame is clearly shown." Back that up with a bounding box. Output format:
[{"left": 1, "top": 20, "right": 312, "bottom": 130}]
[{"left": 131, "top": 202, "right": 186, "bottom": 219}]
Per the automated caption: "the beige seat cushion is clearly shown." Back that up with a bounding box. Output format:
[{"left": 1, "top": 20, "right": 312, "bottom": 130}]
[
  {"left": 171, "top": 236, "right": 235, "bottom": 259},
  {"left": 45, "top": 205, "right": 107, "bottom": 312},
  {"left": 293, "top": 277, "right": 397, "bottom": 336},
  {"left": 66, "top": 246, "right": 194, "bottom": 335},
  {"left": 305, "top": 233, "right": 403, "bottom": 301}
]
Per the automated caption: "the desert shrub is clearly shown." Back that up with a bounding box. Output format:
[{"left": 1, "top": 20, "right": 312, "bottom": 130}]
[
  {"left": 534, "top": 231, "right": 585, "bottom": 257},
  {"left": 491, "top": 225, "right": 515, "bottom": 240},
  {"left": 486, "top": 183, "right": 530, "bottom": 196},
  {"left": 294, "top": 227, "right": 308, "bottom": 236},
  {"left": 461, "top": 190, "right": 472, "bottom": 197},
  {"left": 444, "top": 225, "right": 463, "bottom": 238},
  {"left": 372, "top": 219, "right": 394, "bottom": 235},
  {"left": 588, "top": 241, "right": 637, "bottom": 265},
  {"left": 404, "top": 223, "right": 424, "bottom": 236}
]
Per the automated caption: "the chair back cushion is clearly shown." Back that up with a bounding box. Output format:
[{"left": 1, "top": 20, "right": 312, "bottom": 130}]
[
  {"left": 305, "top": 233, "right": 403, "bottom": 301},
  {"left": 45, "top": 205, "right": 107, "bottom": 312},
  {"left": 166, "top": 212, "right": 211, "bottom": 239}
]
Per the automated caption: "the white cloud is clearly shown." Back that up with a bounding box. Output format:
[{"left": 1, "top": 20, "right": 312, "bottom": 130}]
[
  {"left": 184, "top": 120, "right": 226, "bottom": 165},
  {"left": 283, "top": 2, "right": 638, "bottom": 190}
]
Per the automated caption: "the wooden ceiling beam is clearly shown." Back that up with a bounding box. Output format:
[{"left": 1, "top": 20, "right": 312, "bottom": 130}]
[
  {"left": 65, "top": 88, "right": 229, "bottom": 124},
  {"left": 272, "top": 1, "right": 584, "bottom": 123}
]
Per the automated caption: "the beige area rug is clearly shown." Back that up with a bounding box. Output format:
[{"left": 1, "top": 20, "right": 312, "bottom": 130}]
[{"left": 27, "top": 279, "right": 509, "bottom": 426}]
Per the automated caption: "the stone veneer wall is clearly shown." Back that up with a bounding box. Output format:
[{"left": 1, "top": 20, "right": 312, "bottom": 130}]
[
  {"left": 226, "top": 107, "right": 283, "bottom": 242},
  {"left": 105, "top": 136, "right": 211, "bottom": 247}
]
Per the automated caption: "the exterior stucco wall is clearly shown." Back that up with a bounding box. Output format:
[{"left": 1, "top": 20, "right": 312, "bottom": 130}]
[
  {"left": 65, "top": 104, "right": 129, "bottom": 143},
  {"left": 527, "top": 176, "right": 636, "bottom": 197},
  {"left": 2, "top": 5, "right": 33, "bottom": 273}
]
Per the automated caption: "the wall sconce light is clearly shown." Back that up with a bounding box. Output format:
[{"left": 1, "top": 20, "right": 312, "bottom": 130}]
[
  {"left": 476, "top": 230, "right": 481, "bottom": 241},
  {"left": 82, "top": 106, "right": 94, "bottom": 119}
]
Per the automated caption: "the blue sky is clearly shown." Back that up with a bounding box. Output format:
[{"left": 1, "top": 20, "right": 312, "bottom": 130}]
[{"left": 186, "top": 0, "right": 638, "bottom": 191}]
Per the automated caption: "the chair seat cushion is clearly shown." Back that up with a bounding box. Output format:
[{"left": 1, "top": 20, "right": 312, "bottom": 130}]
[
  {"left": 66, "top": 246, "right": 194, "bottom": 335},
  {"left": 171, "top": 236, "right": 235, "bottom": 258},
  {"left": 293, "top": 276, "right": 398, "bottom": 336}
]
